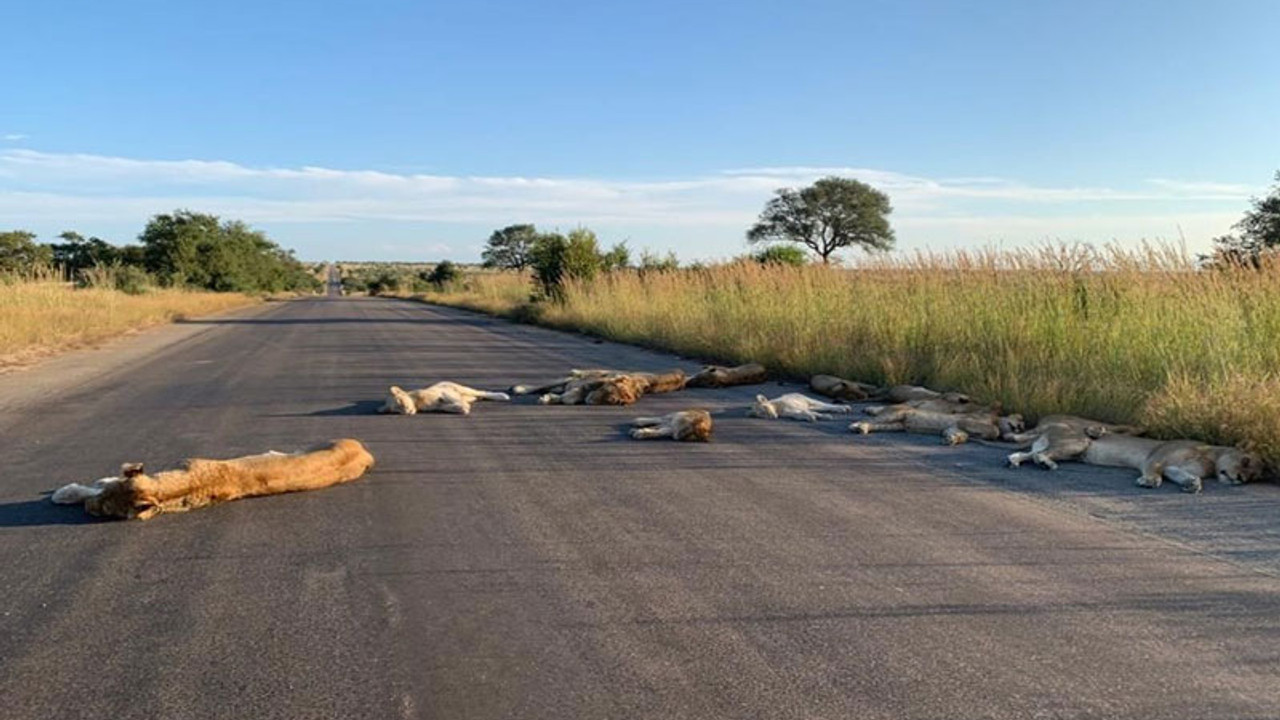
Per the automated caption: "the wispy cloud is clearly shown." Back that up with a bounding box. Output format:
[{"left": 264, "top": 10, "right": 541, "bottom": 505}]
[
  {"left": 0, "top": 149, "right": 1257, "bottom": 258},
  {"left": 2, "top": 134, "right": 28, "bottom": 142}
]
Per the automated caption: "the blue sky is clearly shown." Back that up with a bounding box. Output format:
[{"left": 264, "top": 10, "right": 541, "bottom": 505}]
[{"left": 2, "top": 0, "right": 1278, "bottom": 261}]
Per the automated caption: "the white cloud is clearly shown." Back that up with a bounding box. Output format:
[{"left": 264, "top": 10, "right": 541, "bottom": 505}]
[
  {"left": 0, "top": 149, "right": 1256, "bottom": 258},
  {"left": 2, "top": 134, "right": 28, "bottom": 142}
]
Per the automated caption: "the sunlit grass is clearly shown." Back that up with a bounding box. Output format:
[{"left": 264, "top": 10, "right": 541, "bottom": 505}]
[
  {"left": 0, "top": 271, "right": 260, "bottom": 370},
  {"left": 425, "top": 245, "right": 1280, "bottom": 467}
]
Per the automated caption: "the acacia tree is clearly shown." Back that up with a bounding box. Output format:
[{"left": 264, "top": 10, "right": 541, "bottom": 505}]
[
  {"left": 1206, "top": 171, "right": 1280, "bottom": 267},
  {"left": 747, "top": 176, "right": 894, "bottom": 264},
  {"left": 482, "top": 224, "right": 538, "bottom": 270}
]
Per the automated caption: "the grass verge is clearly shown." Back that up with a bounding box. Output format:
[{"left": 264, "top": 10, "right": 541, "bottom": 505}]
[{"left": 0, "top": 281, "right": 261, "bottom": 371}]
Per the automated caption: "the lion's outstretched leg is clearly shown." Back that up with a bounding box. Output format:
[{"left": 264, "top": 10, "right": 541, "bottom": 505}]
[
  {"left": 850, "top": 420, "right": 905, "bottom": 435},
  {"left": 1163, "top": 466, "right": 1204, "bottom": 494},
  {"left": 631, "top": 416, "right": 664, "bottom": 428},
  {"left": 784, "top": 409, "right": 822, "bottom": 422},
  {"left": 808, "top": 400, "right": 853, "bottom": 414},
  {"left": 630, "top": 425, "right": 674, "bottom": 440},
  {"left": 1008, "top": 436, "right": 1051, "bottom": 467}
]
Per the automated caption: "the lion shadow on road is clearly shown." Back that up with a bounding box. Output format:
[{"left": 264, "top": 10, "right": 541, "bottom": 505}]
[
  {"left": 0, "top": 497, "right": 100, "bottom": 526},
  {"left": 264, "top": 400, "right": 387, "bottom": 417}
]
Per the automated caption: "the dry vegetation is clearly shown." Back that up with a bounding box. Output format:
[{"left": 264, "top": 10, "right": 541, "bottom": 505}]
[
  {"left": 0, "top": 271, "right": 260, "bottom": 370},
  {"left": 427, "top": 244, "right": 1280, "bottom": 467}
]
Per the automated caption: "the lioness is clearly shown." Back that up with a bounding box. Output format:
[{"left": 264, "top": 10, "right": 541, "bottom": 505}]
[
  {"left": 748, "top": 393, "right": 854, "bottom": 422},
  {"left": 381, "top": 382, "right": 511, "bottom": 415},
  {"left": 851, "top": 407, "right": 1024, "bottom": 445},
  {"left": 686, "top": 363, "right": 768, "bottom": 388},
  {"left": 629, "top": 410, "right": 713, "bottom": 442},
  {"left": 863, "top": 397, "right": 996, "bottom": 417},
  {"left": 1002, "top": 415, "right": 1145, "bottom": 469},
  {"left": 50, "top": 439, "right": 375, "bottom": 520},
  {"left": 809, "top": 374, "right": 879, "bottom": 402},
  {"left": 877, "top": 385, "right": 972, "bottom": 404},
  {"left": 1083, "top": 435, "right": 1263, "bottom": 494},
  {"left": 515, "top": 369, "right": 686, "bottom": 406}
]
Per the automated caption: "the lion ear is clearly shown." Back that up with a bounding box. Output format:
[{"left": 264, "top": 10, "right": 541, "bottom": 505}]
[
  {"left": 755, "top": 394, "right": 768, "bottom": 403},
  {"left": 121, "top": 463, "right": 145, "bottom": 478}
]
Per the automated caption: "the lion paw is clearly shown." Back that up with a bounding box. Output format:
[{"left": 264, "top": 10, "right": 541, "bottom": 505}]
[
  {"left": 1136, "top": 475, "right": 1162, "bottom": 489},
  {"left": 1180, "top": 479, "right": 1204, "bottom": 494},
  {"left": 850, "top": 422, "right": 872, "bottom": 435}
]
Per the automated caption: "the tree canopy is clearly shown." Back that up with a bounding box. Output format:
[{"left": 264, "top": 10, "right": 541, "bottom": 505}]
[
  {"left": 747, "top": 176, "right": 894, "bottom": 264},
  {"left": 1208, "top": 171, "right": 1280, "bottom": 266},
  {"left": 482, "top": 224, "right": 538, "bottom": 270}
]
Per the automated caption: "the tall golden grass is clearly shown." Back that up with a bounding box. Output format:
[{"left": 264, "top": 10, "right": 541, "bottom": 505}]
[
  {"left": 428, "top": 245, "right": 1280, "bottom": 467},
  {"left": 0, "top": 273, "right": 260, "bottom": 370}
]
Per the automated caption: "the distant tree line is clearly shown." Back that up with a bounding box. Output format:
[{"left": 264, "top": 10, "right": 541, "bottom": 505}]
[
  {"left": 481, "top": 223, "right": 677, "bottom": 298},
  {"left": 0, "top": 210, "right": 320, "bottom": 294}
]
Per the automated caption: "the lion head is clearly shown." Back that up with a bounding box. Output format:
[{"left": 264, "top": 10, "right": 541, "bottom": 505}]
[
  {"left": 83, "top": 463, "right": 159, "bottom": 520},
  {"left": 997, "top": 414, "right": 1026, "bottom": 438},
  {"left": 380, "top": 386, "right": 417, "bottom": 415},
  {"left": 748, "top": 394, "right": 778, "bottom": 419},
  {"left": 1217, "top": 449, "right": 1264, "bottom": 485},
  {"left": 587, "top": 377, "right": 644, "bottom": 405}
]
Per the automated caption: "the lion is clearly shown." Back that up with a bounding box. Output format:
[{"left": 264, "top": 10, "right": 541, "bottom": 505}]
[
  {"left": 50, "top": 439, "right": 375, "bottom": 520},
  {"left": 808, "top": 375, "right": 975, "bottom": 406},
  {"left": 686, "top": 363, "right": 767, "bottom": 388},
  {"left": 850, "top": 406, "right": 1024, "bottom": 445},
  {"left": 863, "top": 396, "right": 995, "bottom": 417},
  {"left": 380, "top": 381, "right": 510, "bottom": 415},
  {"left": 629, "top": 410, "right": 713, "bottom": 442},
  {"left": 513, "top": 368, "right": 686, "bottom": 406},
  {"left": 748, "top": 393, "right": 854, "bottom": 422},
  {"left": 1001, "top": 415, "right": 1145, "bottom": 469},
  {"left": 1082, "top": 435, "right": 1263, "bottom": 494},
  {"left": 809, "top": 374, "right": 880, "bottom": 402}
]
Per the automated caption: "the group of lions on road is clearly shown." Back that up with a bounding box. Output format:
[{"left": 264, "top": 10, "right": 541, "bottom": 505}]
[
  {"left": 52, "top": 360, "right": 1265, "bottom": 521},
  {"left": 378, "top": 362, "right": 1265, "bottom": 495}
]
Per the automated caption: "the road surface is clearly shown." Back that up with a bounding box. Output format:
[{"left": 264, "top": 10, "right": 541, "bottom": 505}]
[{"left": 3, "top": 296, "right": 1280, "bottom": 720}]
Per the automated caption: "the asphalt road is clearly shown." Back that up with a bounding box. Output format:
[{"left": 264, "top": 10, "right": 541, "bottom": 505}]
[{"left": 4, "top": 296, "right": 1280, "bottom": 720}]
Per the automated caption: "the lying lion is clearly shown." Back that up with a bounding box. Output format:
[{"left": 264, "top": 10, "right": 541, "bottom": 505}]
[
  {"left": 51, "top": 439, "right": 375, "bottom": 520},
  {"left": 686, "top": 363, "right": 768, "bottom": 388},
  {"left": 809, "top": 375, "right": 973, "bottom": 405},
  {"left": 1083, "top": 435, "right": 1263, "bottom": 494},
  {"left": 629, "top": 410, "right": 713, "bottom": 442},
  {"left": 381, "top": 381, "right": 510, "bottom": 415},
  {"left": 851, "top": 406, "right": 1023, "bottom": 445},
  {"left": 513, "top": 369, "right": 686, "bottom": 406},
  {"left": 863, "top": 396, "right": 993, "bottom": 417},
  {"left": 1002, "top": 414, "right": 1145, "bottom": 470},
  {"left": 748, "top": 393, "right": 854, "bottom": 422},
  {"left": 809, "top": 374, "right": 880, "bottom": 401}
]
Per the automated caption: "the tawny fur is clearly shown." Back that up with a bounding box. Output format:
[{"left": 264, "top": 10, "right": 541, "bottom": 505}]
[
  {"left": 1002, "top": 415, "right": 1145, "bottom": 469},
  {"left": 877, "top": 385, "right": 973, "bottom": 404},
  {"left": 515, "top": 368, "right": 686, "bottom": 406},
  {"left": 809, "top": 374, "right": 879, "bottom": 402},
  {"left": 748, "top": 393, "right": 853, "bottom": 422},
  {"left": 863, "top": 397, "right": 999, "bottom": 417},
  {"left": 1078, "top": 435, "right": 1259, "bottom": 493},
  {"left": 851, "top": 407, "right": 1024, "bottom": 445},
  {"left": 380, "top": 382, "right": 510, "bottom": 415},
  {"left": 686, "top": 363, "right": 768, "bottom": 389},
  {"left": 629, "top": 410, "right": 713, "bottom": 442},
  {"left": 51, "top": 439, "right": 375, "bottom": 520}
]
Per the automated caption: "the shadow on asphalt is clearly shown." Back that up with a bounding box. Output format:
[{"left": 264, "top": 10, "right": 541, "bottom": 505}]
[
  {"left": 0, "top": 498, "right": 100, "bottom": 527},
  {"left": 265, "top": 400, "right": 387, "bottom": 417}
]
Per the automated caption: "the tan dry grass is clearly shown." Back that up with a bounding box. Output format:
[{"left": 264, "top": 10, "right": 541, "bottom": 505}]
[
  {"left": 425, "top": 245, "right": 1280, "bottom": 469},
  {"left": 0, "top": 281, "right": 260, "bottom": 370}
]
